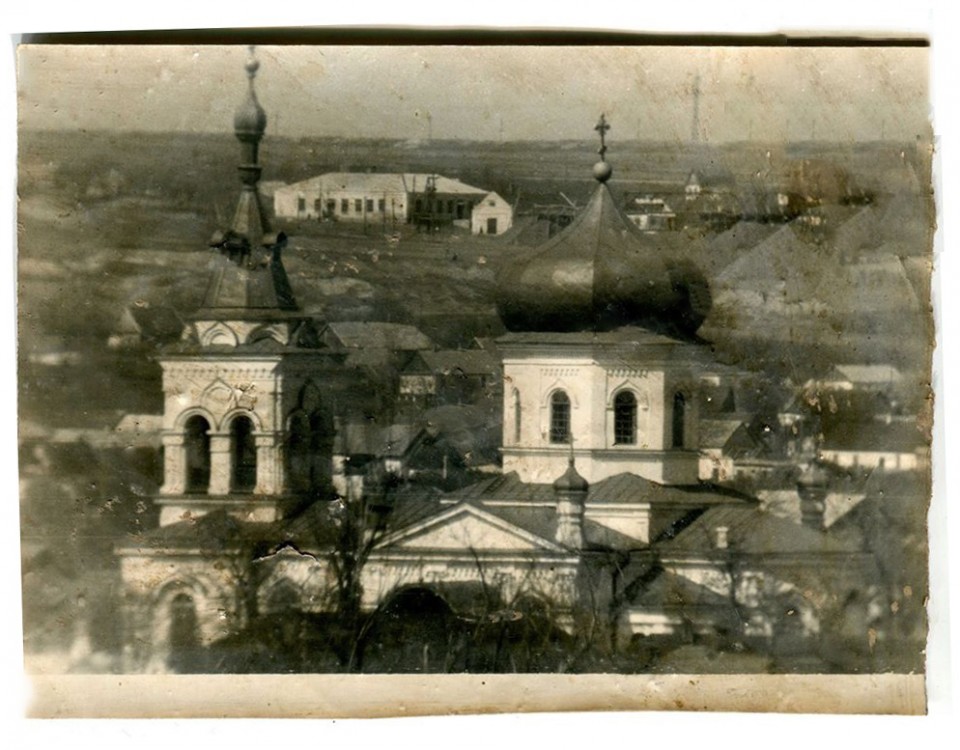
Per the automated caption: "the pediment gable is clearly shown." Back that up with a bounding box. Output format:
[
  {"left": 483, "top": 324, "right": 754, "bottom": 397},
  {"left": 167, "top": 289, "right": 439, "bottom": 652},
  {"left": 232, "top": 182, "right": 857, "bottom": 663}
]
[{"left": 377, "top": 504, "right": 563, "bottom": 553}]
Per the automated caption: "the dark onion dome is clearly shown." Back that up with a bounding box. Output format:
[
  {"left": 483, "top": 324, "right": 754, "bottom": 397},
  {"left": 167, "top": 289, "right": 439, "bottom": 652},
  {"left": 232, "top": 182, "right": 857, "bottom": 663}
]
[
  {"left": 553, "top": 457, "right": 589, "bottom": 493},
  {"left": 496, "top": 163, "right": 711, "bottom": 338},
  {"left": 234, "top": 57, "right": 267, "bottom": 141}
]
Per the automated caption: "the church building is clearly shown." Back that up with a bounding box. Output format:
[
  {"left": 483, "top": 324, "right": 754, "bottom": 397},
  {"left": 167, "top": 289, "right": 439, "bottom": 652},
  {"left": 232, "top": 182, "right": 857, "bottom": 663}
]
[{"left": 116, "top": 58, "right": 869, "bottom": 672}]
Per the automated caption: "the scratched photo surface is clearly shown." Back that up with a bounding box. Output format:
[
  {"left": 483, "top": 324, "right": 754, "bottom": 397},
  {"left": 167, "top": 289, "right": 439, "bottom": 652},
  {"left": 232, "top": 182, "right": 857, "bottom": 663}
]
[{"left": 17, "top": 42, "right": 932, "bottom": 714}]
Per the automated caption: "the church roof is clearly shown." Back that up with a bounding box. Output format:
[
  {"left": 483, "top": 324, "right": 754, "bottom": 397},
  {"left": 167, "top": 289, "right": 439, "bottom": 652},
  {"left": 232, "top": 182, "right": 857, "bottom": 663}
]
[
  {"left": 494, "top": 119, "right": 711, "bottom": 338},
  {"left": 656, "top": 505, "right": 860, "bottom": 557},
  {"left": 496, "top": 326, "right": 685, "bottom": 349},
  {"left": 589, "top": 473, "right": 754, "bottom": 506},
  {"left": 197, "top": 244, "right": 299, "bottom": 317},
  {"left": 443, "top": 471, "right": 753, "bottom": 509}
]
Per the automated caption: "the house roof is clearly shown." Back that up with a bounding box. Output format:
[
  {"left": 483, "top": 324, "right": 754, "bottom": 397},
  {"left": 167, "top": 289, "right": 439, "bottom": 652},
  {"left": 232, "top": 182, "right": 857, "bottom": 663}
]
[
  {"left": 406, "top": 349, "right": 500, "bottom": 377},
  {"left": 119, "top": 304, "right": 184, "bottom": 341},
  {"left": 631, "top": 568, "right": 735, "bottom": 610},
  {"left": 322, "top": 322, "right": 434, "bottom": 351},
  {"left": 831, "top": 364, "right": 904, "bottom": 386},
  {"left": 656, "top": 505, "right": 859, "bottom": 556},
  {"left": 279, "top": 173, "right": 489, "bottom": 197},
  {"left": 699, "top": 419, "right": 749, "bottom": 450},
  {"left": 821, "top": 418, "right": 926, "bottom": 453}
]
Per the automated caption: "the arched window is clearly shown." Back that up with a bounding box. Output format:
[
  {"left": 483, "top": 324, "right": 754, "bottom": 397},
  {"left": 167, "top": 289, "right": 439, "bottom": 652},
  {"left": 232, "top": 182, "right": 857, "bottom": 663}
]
[
  {"left": 550, "top": 390, "right": 571, "bottom": 444},
  {"left": 167, "top": 592, "right": 199, "bottom": 672},
  {"left": 184, "top": 416, "right": 211, "bottom": 493},
  {"left": 265, "top": 580, "right": 301, "bottom": 615},
  {"left": 169, "top": 593, "right": 199, "bottom": 648},
  {"left": 614, "top": 391, "right": 637, "bottom": 445},
  {"left": 230, "top": 416, "right": 257, "bottom": 492},
  {"left": 513, "top": 388, "right": 522, "bottom": 444},
  {"left": 672, "top": 392, "right": 686, "bottom": 448}
]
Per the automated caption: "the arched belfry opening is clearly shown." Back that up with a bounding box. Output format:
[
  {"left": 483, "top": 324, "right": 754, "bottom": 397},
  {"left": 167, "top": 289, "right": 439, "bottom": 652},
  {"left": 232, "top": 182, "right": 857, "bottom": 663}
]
[
  {"left": 672, "top": 392, "right": 687, "bottom": 449},
  {"left": 230, "top": 415, "right": 257, "bottom": 492},
  {"left": 286, "top": 411, "right": 311, "bottom": 491},
  {"left": 184, "top": 416, "right": 211, "bottom": 494}
]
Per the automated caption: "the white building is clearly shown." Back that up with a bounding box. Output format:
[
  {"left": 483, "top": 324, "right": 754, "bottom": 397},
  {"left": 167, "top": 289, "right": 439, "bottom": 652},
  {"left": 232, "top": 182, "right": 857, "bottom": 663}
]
[
  {"left": 273, "top": 172, "right": 496, "bottom": 228},
  {"left": 470, "top": 191, "right": 513, "bottom": 235}
]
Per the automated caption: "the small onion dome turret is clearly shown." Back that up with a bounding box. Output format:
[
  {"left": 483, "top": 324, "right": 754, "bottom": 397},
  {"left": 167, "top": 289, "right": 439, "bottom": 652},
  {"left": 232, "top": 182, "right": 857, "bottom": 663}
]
[
  {"left": 496, "top": 158, "right": 711, "bottom": 338},
  {"left": 234, "top": 56, "right": 267, "bottom": 143},
  {"left": 553, "top": 457, "right": 589, "bottom": 494}
]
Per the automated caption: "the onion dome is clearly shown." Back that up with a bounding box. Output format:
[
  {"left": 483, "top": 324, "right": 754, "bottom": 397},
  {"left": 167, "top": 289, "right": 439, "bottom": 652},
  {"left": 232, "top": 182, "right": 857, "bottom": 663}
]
[
  {"left": 496, "top": 116, "right": 711, "bottom": 338},
  {"left": 196, "top": 47, "right": 297, "bottom": 319},
  {"left": 553, "top": 456, "right": 589, "bottom": 494},
  {"left": 234, "top": 54, "right": 267, "bottom": 142}
]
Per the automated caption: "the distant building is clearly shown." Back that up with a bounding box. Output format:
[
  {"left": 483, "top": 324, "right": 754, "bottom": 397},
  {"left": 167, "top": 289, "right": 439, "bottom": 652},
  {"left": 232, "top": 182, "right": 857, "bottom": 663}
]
[
  {"left": 684, "top": 170, "right": 702, "bottom": 200},
  {"left": 470, "top": 191, "right": 513, "bottom": 235},
  {"left": 624, "top": 196, "right": 676, "bottom": 232},
  {"left": 820, "top": 418, "right": 927, "bottom": 472},
  {"left": 399, "top": 348, "right": 501, "bottom": 405},
  {"left": 812, "top": 364, "right": 904, "bottom": 392},
  {"left": 319, "top": 321, "right": 434, "bottom": 353},
  {"left": 273, "top": 172, "right": 500, "bottom": 230}
]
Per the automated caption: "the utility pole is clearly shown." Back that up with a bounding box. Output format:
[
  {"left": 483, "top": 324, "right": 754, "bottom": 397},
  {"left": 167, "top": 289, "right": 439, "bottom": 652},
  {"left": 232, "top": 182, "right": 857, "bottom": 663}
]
[{"left": 691, "top": 73, "right": 702, "bottom": 145}]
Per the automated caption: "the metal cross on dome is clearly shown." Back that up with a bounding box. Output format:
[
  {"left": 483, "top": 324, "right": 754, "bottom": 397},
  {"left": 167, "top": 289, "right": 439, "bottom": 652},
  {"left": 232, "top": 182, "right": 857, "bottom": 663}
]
[
  {"left": 245, "top": 45, "right": 260, "bottom": 82},
  {"left": 595, "top": 113, "right": 611, "bottom": 161}
]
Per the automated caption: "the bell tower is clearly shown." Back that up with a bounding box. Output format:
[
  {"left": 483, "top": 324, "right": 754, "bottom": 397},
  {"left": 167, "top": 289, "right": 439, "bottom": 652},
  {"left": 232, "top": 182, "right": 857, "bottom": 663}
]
[{"left": 155, "top": 48, "right": 341, "bottom": 526}]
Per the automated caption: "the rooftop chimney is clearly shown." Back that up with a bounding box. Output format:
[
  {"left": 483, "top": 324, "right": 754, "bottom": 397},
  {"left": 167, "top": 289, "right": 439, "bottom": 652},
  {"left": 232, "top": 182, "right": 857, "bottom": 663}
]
[{"left": 712, "top": 525, "right": 729, "bottom": 550}]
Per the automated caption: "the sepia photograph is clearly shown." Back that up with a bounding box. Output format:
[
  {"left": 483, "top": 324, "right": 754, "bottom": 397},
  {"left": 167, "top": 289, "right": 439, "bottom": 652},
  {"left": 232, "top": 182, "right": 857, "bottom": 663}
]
[{"left": 15, "top": 35, "right": 935, "bottom": 716}]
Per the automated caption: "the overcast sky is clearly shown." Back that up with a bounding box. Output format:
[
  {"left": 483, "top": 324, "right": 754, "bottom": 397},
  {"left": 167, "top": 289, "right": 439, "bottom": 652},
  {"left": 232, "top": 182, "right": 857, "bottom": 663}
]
[{"left": 17, "top": 44, "right": 930, "bottom": 143}]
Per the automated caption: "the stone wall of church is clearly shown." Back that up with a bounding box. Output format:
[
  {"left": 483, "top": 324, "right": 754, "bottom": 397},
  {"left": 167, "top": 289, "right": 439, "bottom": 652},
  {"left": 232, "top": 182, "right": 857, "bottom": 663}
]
[
  {"left": 118, "top": 551, "right": 240, "bottom": 673},
  {"left": 501, "top": 352, "right": 702, "bottom": 485}
]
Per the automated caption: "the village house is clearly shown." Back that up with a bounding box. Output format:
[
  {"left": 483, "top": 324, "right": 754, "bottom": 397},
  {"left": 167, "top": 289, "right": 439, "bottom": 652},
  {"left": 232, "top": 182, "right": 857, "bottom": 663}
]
[{"left": 470, "top": 191, "right": 514, "bottom": 236}]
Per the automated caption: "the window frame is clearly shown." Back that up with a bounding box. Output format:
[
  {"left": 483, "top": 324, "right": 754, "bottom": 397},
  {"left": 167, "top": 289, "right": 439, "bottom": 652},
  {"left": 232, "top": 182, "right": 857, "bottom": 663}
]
[{"left": 549, "top": 390, "right": 571, "bottom": 445}]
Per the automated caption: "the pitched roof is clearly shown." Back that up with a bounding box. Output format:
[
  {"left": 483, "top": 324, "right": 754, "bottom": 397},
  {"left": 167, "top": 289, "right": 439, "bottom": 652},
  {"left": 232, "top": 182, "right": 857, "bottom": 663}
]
[
  {"left": 699, "top": 419, "right": 749, "bottom": 450},
  {"left": 631, "top": 568, "right": 735, "bottom": 609},
  {"left": 444, "top": 471, "right": 753, "bottom": 508},
  {"left": 831, "top": 364, "right": 904, "bottom": 386},
  {"left": 119, "top": 304, "right": 184, "bottom": 341},
  {"left": 279, "top": 172, "right": 489, "bottom": 197},
  {"left": 821, "top": 418, "right": 926, "bottom": 453},
  {"left": 496, "top": 326, "right": 691, "bottom": 349},
  {"left": 656, "top": 505, "right": 860, "bottom": 556},
  {"left": 322, "top": 322, "right": 434, "bottom": 351},
  {"left": 374, "top": 500, "right": 567, "bottom": 554},
  {"left": 409, "top": 349, "right": 500, "bottom": 377}
]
